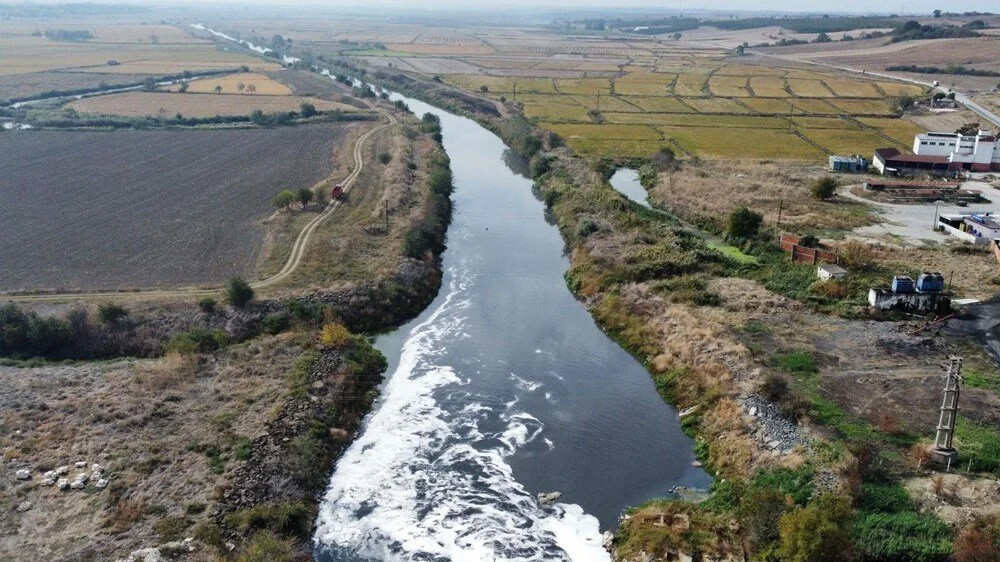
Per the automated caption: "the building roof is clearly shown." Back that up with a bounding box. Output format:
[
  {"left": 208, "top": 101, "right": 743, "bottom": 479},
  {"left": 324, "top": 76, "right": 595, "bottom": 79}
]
[
  {"left": 875, "top": 147, "right": 949, "bottom": 165},
  {"left": 818, "top": 264, "right": 847, "bottom": 275}
]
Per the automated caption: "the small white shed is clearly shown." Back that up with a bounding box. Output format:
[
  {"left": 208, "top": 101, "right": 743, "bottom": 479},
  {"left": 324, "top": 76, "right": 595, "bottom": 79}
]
[{"left": 817, "top": 264, "right": 847, "bottom": 281}]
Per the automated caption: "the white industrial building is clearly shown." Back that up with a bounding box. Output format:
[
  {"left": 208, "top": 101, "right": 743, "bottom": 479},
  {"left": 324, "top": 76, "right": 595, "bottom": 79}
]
[
  {"left": 937, "top": 212, "right": 1000, "bottom": 244},
  {"left": 912, "top": 130, "right": 1000, "bottom": 172}
]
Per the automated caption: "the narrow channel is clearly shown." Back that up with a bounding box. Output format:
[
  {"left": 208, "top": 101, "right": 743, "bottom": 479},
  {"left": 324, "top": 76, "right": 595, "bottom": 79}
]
[{"left": 312, "top": 89, "right": 711, "bottom": 561}]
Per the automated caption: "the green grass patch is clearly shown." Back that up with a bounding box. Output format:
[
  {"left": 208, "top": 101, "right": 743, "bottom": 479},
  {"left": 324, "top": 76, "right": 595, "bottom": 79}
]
[
  {"left": 773, "top": 351, "right": 817, "bottom": 375},
  {"left": 954, "top": 416, "right": 1000, "bottom": 474}
]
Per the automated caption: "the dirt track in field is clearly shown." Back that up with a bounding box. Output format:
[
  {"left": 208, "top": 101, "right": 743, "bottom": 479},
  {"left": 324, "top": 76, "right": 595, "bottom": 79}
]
[{"left": 0, "top": 123, "right": 353, "bottom": 292}]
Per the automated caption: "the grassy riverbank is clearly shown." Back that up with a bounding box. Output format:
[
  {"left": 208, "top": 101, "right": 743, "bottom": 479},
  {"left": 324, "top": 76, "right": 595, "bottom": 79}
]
[{"left": 363, "top": 65, "right": 1000, "bottom": 562}]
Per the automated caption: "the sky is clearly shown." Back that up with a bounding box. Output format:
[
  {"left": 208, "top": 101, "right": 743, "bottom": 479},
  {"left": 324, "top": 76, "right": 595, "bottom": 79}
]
[{"left": 242, "top": 0, "right": 996, "bottom": 14}]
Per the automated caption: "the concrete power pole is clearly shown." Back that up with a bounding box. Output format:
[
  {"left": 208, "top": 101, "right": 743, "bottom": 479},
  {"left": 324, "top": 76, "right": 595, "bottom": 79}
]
[{"left": 932, "top": 356, "right": 962, "bottom": 467}]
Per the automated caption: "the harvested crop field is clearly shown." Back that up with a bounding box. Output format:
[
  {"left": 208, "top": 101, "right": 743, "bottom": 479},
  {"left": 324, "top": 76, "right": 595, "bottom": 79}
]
[
  {"left": 167, "top": 72, "right": 290, "bottom": 95},
  {"left": 0, "top": 123, "right": 359, "bottom": 291},
  {"left": 0, "top": 71, "right": 148, "bottom": 102},
  {"left": 68, "top": 91, "right": 353, "bottom": 117}
]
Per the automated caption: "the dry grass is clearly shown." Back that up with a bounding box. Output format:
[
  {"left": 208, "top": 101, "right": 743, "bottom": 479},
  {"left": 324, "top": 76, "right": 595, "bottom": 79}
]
[
  {"left": 68, "top": 91, "right": 351, "bottom": 117},
  {"left": 649, "top": 159, "right": 875, "bottom": 230},
  {"left": 0, "top": 333, "right": 308, "bottom": 559}
]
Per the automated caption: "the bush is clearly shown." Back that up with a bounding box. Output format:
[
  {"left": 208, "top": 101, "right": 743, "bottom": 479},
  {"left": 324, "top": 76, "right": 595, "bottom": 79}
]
[
  {"left": 576, "top": 218, "right": 599, "bottom": 238},
  {"left": 839, "top": 240, "right": 878, "bottom": 271},
  {"left": 197, "top": 297, "right": 217, "bottom": 314},
  {"left": 261, "top": 313, "right": 290, "bottom": 335},
  {"left": 726, "top": 207, "right": 763, "bottom": 241},
  {"left": 237, "top": 531, "right": 294, "bottom": 562},
  {"left": 530, "top": 154, "right": 553, "bottom": 178},
  {"left": 798, "top": 234, "right": 820, "bottom": 248},
  {"left": 762, "top": 373, "right": 790, "bottom": 402},
  {"left": 153, "top": 516, "right": 190, "bottom": 541},
  {"left": 226, "top": 277, "right": 254, "bottom": 308},
  {"left": 320, "top": 322, "right": 351, "bottom": 347},
  {"left": 225, "top": 502, "right": 313, "bottom": 538},
  {"left": 97, "top": 303, "right": 129, "bottom": 325},
  {"left": 378, "top": 152, "right": 391, "bottom": 164},
  {"left": 778, "top": 494, "right": 854, "bottom": 562},
  {"left": 165, "top": 328, "right": 229, "bottom": 355},
  {"left": 299, "top": 102, "right": 317, "bottom": 117},
  {"left": 739, "top": 486, "right": 790, "bottom": 555},
  {"left": 953, "top": 516, "right": 1000, "bottom": 562},
  {"left": 0, "top": 303, "right": 73, "bottom": 359},
  {"left": 812, "top": 177, "right": 838, "bottom": 200}
]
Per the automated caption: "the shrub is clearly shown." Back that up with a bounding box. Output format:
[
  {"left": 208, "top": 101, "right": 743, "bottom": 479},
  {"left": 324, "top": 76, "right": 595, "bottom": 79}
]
[
  {"left": 778, "top": 494, "right": 854, "bottom": 562},
  {"left": 762, "top": 373, "right": 789, "bottom": 402},
  {"left": 726, "top": 207, "right": 763, "bottom": 241},
  {"left": 197, "top": 297, "right": 216, "bottom": 313},
  {"left": 320, "top": 322, "right": 351, "bottom": 347},
  {"left": 739, "top": 486, "right": 790, "bottom": 555},
  {"left": 378, "top": 152, "right": 391, "bottom": 164},
  {"left": 812, "top": 177, "right": 838, "bottom": 200},
  {"left": 261, "top": 313, "right": 290, "bottom": 335},
  {"left": 839, "top": 240, "right": 879, "bottom": 271},
  {"left": 226, "top": 501, "right": 312, "bottom": 538},
  {"left": 165, "top": 328, "right": 229, "bottom": 355},
  {"left": 953, "top": 516, "right": 1000, "bottom": 562},
  {"left": 576, "top": 218, "right": 599, "bottom": 238},
  {"left": 153, "top": 516, "right": 190, "bottom": 541},
  {"left": 530, "top": 154, "right": 552, "bottom": 178},
  {"left": 798, "top": 234, "right": 820, "bottom": 248},
  {"left": 299, "top": 102, "right": 317, "bottom": 117},
  {"left": 0, "top": 303, "right": 73, "bottom": 359},
  {"left": 754, "top": 467, "right": 815, "bottom": 506},
  {"left": 97, "top": 303, "right": 129, "bottom": 325},
  {"left": 237, "top": 531, "right": 294, "bottom": 562},
  {"left": 226, "top": 277, "right": 254, "bottom": 308}
]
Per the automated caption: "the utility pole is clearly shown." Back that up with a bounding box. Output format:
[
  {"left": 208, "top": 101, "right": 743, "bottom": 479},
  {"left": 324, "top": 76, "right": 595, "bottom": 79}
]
[
  {"left": 596, "top": 90, "right": 600, "bottom": 112},
  {"left": 777, "top": 199, "right": 783, "bottom": 228},
  {"left": 512, "top": 82, "right": 517, "bottom": 102},
  {"left": 384, "top": 200, "right": 389, "bottom": 232},
  {"left": 931, "top": 356, "right": 962, "bottom": 467}
]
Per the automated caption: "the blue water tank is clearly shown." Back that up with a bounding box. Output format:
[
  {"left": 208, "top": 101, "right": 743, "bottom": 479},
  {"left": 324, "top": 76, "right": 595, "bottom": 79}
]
[
  {"left": 916, "top": 272, "right": 944, "bottom": 293},
  {"left": 891, "top": 276, "right": 915, "bottom": 294}
]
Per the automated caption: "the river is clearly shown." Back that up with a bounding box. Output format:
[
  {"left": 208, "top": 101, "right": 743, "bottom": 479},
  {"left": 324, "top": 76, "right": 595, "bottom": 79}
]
[{"left": 311, "top": 88, "right": 711, "bottom": 560}]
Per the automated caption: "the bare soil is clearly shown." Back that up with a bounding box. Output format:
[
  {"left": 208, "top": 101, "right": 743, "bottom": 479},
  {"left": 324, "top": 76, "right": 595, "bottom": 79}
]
[{"left": 0, "top": 123, "right": 359, "bottom": 292}]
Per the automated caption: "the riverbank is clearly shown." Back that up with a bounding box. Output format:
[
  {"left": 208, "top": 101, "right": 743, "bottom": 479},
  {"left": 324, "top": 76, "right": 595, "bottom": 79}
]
[
  {"left": 354, "top": 65, "right": 1000, "bottom": 562},
  {"left": 0, "top": 99, "right": 455, "bottom": 561}
]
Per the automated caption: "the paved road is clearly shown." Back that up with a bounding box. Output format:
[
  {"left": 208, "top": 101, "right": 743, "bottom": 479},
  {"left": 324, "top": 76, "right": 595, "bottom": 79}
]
[{"left": 749, "top": 50, "right": 1000, "bottom": 128}]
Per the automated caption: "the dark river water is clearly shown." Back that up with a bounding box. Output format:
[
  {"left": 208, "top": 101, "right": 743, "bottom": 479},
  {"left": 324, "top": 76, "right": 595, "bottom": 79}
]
[{"left": 312, "top": 88, "right": 711, "bottom": 561}]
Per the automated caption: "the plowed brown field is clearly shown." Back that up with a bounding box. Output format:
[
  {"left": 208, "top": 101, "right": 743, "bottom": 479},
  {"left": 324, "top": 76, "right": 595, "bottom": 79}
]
[{"left": 0, "top": 123, "right": 357, "bottom": 292}]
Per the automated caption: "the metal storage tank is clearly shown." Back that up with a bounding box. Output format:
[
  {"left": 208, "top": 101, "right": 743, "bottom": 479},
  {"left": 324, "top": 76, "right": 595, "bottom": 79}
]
[{"left": 916, "top": 272, "right": 945, "bottom": 293}]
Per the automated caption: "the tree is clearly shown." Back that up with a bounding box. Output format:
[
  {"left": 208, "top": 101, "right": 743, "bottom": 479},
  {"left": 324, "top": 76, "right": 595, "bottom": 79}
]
[
  {"left": 149, "top": 33, "right": 159, "bottom": 44},
  {"left": 739, "top": 487, "right": 790, "bottom": 556},
  {"left": 142, "top": 77, "right": 157, "bottom": 92},
  {"left": 726, "top": 207, "right": 763, "bottom": 241},
  {"left": 672, "top": 32, "right": 682, "bottom": 40},
  {"left": 479, "top": 85, "right": 488, "bottom": 93},
  {"left": 214, "top": 85, "right": 223, "bottom": 94},
  {"left": 814, "top": 32, "right": 832, "bottom": 43},
  {"left": 933, "top": 9, "right": 942, "bottom": 17},
  {"left": 226, "top": 277, "right": 254, "bottom": 308},
  {"left": 178, "top": 82, "right": 189, "bottom": 93},
  {"left": 957, "top": 122, "right": 981, "bottom": 135},
  {"left": 811, "top": 177, "right": 837, "bottom": 200},
  {"left": 246, "top": 84, "right": 257, "bottom": 95},
  {"left": 296, "top": 188, "right": 314, "bottom": 205},
  {"left": 778, "top": 494, "right": 854, "bottom": 562},
  {"left": 237, "top": 82, "right": 245, "bottom": 94},
  {"left": 272, "top": 189, "right": 296, "bottom": 209},
  {"left": 299, "top": 102, "right": 317, "bottom": 117},
  {"left": 378, "top": 152, "right": 391, "bottom": 164}
]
